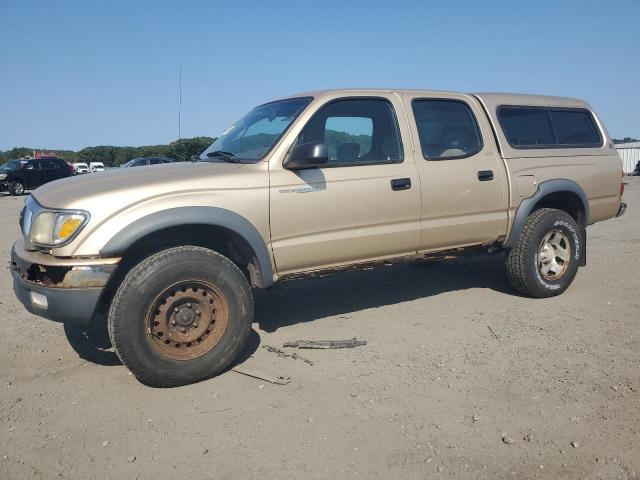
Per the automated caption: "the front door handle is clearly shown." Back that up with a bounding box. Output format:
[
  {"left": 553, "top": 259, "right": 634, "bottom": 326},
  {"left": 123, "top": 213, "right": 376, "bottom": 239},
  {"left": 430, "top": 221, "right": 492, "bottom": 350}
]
[
  {"left": 391, "top": 178, "right": 411, "bottom": 191},
  {"left": 477, "top": 170, "right": 494, "bottom": 181}
]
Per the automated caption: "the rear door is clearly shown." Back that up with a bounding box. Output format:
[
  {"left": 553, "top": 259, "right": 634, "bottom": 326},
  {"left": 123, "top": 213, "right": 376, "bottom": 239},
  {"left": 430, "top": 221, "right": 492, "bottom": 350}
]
[
  {"left": 269, "top": 94, "right": 421, "bottom": 275},
  {"left": 40, "top": 160, "right": 62, "bottom": 183},
  {"left": 24, "top": 160, "right": 43, "bottom": 188},
  {"left": 403, "top": 93, "right": 508, "bottom": 250}
]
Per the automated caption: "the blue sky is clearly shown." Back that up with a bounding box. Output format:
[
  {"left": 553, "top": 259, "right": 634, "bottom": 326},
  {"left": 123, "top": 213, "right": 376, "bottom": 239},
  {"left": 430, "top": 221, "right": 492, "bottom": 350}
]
[{"left": 0, "top": 0, "right": 638, "bottom": 150}]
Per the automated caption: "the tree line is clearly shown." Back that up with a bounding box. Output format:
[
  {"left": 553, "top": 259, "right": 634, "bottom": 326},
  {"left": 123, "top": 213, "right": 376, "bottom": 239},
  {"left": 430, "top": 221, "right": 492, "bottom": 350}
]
[
  {"left": 613, "top": 137, "right": 639, "bottom": 144},
  {"left": 0, "top": 137, "right": 214, "bottom": 166}
]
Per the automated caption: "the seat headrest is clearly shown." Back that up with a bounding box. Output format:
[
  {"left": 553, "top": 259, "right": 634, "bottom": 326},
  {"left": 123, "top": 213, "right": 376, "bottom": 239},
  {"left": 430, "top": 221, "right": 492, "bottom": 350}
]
[
  {"left": 382, "top": 135, "right": 400, "bottom": 160},
  {"left": 337, "top": 143, "right": 360, "bottom": 163}
]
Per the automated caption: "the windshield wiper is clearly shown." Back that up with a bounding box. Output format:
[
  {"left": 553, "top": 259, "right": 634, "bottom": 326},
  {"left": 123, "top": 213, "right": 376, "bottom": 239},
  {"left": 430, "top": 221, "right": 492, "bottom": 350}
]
[{"left": 206, "top": 151, "right": 240, "bottom": 163}]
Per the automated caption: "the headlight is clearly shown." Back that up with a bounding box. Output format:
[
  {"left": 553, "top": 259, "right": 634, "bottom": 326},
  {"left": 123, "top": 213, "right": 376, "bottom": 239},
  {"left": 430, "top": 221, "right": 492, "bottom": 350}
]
[
  {"left": 0, "top": 173, "right": 6, "bottom": 180},
  {"left": 29, "top": 210, "right": 89, "bottom": 246}
]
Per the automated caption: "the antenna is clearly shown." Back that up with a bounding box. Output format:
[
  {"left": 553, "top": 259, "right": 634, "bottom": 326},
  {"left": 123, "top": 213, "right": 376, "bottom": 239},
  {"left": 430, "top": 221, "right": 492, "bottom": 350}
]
[{"left": 178, "top": 68, "right": 183, "bottom": 140}]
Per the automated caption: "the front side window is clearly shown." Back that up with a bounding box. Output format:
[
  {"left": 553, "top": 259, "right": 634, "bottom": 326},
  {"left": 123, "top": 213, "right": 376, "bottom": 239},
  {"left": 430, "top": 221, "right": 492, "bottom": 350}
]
[
  {"left": 498, "top": 106, "right": 602, "bottom": 148},
  {"left": 412, "top": 99, "right": 483, "bottom": 160},
  {"left": 296, "top": 98, "right": 403, "bottom": 166},
  {"left": 0, "top": 160, "right": 22, "bottom": 171},
  {"left": 201, "top": 97, "right": 312, "bottom": 163}
]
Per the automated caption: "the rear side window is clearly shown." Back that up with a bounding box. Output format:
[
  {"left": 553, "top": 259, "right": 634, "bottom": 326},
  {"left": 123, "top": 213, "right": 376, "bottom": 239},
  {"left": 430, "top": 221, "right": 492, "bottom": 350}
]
[
  {"left": 549, "top": 110, "right": 601, "bottom": 146},
  {"left": 412, "top": 99, "right": 483, "bottom": 160},
  {"left": 498, "top": 106, "right": 602, "bottom": 148},
  {"left": 42, "top": 160, "right": 60, "bottom": 170}
]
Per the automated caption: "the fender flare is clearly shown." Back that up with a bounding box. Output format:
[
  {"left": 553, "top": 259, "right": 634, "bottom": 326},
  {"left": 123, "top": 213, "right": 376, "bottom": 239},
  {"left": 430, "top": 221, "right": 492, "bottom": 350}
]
[
  {"left": 503, "top": 179, "right": 590, "bottom": 248},
  {"left": 100, "top": 207, "right": 274, "bottom": 288}
]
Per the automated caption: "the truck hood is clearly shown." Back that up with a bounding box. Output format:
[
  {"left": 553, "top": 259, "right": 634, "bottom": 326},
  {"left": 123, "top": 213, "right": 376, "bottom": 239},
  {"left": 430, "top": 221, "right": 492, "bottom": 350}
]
[{"left": 31, "top": 161, "right": 268, "bottom": 212}]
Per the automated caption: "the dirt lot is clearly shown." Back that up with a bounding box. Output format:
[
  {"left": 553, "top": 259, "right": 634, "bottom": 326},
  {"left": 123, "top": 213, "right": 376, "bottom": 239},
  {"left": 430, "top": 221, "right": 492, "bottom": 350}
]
[{"left": 1, "top": 179, "right": 638, "bottom": 480}]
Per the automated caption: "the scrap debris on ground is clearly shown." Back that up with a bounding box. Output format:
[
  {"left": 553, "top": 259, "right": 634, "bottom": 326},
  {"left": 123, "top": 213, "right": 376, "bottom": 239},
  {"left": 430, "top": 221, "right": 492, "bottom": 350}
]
[
  {"left": 231, "top": 365, "right": 291, "bottom": 385},
  {"left": 262, "top": 344, "right": 313, "bottom": 365},
  {"left": 283, "top": 338, "right": 367, "bottom": 349}
]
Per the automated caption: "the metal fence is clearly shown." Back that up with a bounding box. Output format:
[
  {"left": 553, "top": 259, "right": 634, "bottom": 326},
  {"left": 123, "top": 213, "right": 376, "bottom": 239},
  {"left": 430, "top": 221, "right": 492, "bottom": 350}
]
[{"left": 616, "top": 142, "right": 640, "bottom": 174}]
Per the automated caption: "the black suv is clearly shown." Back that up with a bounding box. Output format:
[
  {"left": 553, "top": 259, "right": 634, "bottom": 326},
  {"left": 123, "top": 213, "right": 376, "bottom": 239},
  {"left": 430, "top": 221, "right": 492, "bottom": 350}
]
[{"left": 0, "top": 157, "right": 74, "bottom": 196}]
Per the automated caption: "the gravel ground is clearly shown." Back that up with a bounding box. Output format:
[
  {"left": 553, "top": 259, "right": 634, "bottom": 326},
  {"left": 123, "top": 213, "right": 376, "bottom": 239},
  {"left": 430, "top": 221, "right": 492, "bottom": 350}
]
[{"left": 1, "top": 179, "right": 638, "bottom": 480}]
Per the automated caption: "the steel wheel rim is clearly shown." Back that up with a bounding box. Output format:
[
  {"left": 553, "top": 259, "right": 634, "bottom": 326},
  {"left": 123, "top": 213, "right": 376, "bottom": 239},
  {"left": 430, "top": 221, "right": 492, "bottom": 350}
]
[
  {"left": 538, "top": 229, "right": 571, "bottom": 281},
  {"left": 145, "top": 280, "right": 229, "bottom": 361}
]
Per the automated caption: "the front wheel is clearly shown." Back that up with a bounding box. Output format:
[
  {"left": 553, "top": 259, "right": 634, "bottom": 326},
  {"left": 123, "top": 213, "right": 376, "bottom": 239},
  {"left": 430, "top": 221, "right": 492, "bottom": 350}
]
[
  {"left": 9, "top": 181, "right": 25, "bottom": 196},
  {"left": 108, "top": 246, "right": 253, "bottom": 387},
  {"left": 506, "top": 208, "right": 582, "bottom": 298}
]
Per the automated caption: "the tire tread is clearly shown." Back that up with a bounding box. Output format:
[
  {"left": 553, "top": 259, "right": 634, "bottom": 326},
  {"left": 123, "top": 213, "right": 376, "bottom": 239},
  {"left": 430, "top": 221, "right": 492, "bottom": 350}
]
[
  {"left": 505, "top": 208, "right": 576, "bottom": 298},
  {"left": 108, "top": 245, "right": 253, "bottom": 387}
]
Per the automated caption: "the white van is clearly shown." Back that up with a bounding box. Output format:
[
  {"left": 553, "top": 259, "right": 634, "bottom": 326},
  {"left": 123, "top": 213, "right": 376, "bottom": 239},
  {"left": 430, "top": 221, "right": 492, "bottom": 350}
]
[
  {"left": 72, "top": 162, "right": 90, "bottom": 174},
  {"left": 89, "top": 162, "right": 106, "bottom": 173}
]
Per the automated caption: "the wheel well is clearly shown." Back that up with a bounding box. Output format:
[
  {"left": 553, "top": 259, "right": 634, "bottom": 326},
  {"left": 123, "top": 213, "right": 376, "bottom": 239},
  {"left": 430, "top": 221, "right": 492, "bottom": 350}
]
[
  {"left": 531, "top": 191, "right": 586, "bottom": 227},
  {"left": 99, "top": 224, "right": 263, "bottom": 312}
]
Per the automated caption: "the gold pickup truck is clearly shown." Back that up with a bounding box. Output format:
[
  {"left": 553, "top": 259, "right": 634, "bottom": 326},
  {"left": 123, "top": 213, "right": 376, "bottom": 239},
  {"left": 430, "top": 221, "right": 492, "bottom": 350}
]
[{"left": 11, "top": 89, "right": 626, "bottom": 387}]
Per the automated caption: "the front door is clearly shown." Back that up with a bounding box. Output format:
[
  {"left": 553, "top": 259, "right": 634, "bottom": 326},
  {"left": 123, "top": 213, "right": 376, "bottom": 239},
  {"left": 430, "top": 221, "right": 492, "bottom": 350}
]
[
  {"left": 403, "top": 93, "right": 508, "bottom": 251},
  {"left": 269, "top": 95, "right": 421, "bottom": 275}
]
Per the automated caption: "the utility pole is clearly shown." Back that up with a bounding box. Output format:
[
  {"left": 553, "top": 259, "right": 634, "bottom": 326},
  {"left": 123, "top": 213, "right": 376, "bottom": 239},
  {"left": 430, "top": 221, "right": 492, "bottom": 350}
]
[{"left": 178, "top": 68, "right": 183, "bottom": 140}]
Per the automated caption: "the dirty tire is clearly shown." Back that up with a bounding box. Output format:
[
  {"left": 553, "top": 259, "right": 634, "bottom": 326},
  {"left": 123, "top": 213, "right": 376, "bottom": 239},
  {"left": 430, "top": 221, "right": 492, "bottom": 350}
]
[
  {"left": 9, "top": 180, "right": 25, "bottom": 196},
  {"left": 506, "top": 208, "right": 581, "bottom": 298},
  {"left": 108, "top": 246, "right": 253, "bottom": 387}
]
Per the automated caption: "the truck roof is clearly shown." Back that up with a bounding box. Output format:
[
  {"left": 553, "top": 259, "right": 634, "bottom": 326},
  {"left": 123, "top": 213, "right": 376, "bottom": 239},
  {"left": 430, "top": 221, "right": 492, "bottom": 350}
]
[{"left": 281, "top": 89, "right": 588, "bottom": 108}]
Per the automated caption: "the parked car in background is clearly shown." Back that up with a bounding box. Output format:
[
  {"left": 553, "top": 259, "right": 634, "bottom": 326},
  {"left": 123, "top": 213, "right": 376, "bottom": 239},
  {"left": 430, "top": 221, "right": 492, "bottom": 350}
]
[
  {"left": 0, "top": 157, "right": 74, "bottom": 195},
  {"left": 72, "top": 162, "right": 90, "bottom": 174},
  {"left": 89, "top": 162, "right": 106, "bottom": 173},
  {"left": 120, "top": 157, "right": 175, "bottom": 168}
]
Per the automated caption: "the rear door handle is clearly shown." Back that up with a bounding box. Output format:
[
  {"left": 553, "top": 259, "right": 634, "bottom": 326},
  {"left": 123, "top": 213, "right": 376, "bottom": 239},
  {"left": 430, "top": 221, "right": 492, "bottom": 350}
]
[
  {"left": 391, "top": 178, "right": 411, "bottom": 191},
  {"left": 477, "top": 170, "right": 494, "bottom": 181}
]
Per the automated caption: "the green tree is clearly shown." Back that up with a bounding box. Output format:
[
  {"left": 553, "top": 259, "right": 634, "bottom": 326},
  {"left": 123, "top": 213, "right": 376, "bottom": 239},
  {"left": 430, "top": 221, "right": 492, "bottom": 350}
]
[{"left": 1, "top": 137, "right": 215, "bottom": 166}]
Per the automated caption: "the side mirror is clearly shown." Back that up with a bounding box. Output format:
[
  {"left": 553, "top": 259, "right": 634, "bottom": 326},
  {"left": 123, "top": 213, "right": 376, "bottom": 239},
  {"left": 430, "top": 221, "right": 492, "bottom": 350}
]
[{"left": 283, "top": 142, "right": 328, "bottom": 170}]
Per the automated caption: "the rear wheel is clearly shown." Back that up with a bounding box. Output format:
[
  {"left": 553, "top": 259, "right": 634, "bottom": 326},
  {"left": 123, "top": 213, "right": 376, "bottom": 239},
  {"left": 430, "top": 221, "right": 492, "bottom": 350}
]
[
  {"left": 108, "top": 246, "right": 253, "bottom": 387},
  {"left": 506, "top": 208, "right": 581, "bottom": 298},
  {"left": 9, "top": 181, "right": 25, "bottom": 196}
]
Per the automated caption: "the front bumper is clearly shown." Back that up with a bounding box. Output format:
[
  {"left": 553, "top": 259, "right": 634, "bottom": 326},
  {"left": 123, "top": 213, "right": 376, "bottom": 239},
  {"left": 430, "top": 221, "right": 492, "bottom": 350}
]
[
  {"left": 0, "top": 181, "right": 8, "bottom": 192},
  {"left": 10, "top": 240, "right": 120, "bottom": 324}
]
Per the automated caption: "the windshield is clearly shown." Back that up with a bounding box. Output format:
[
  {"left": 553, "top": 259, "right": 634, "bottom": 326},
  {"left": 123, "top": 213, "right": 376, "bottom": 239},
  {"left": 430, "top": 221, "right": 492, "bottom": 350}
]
[
  {"left": 200, "top": 97, "right": 312, "bottom": 162},
  {"left": 0, "top": 160, "right": 24, "bottom": 171}
]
